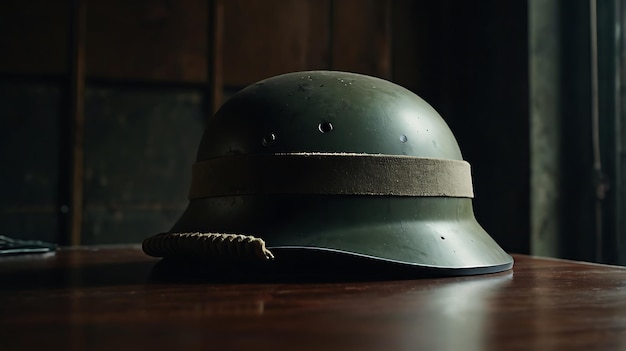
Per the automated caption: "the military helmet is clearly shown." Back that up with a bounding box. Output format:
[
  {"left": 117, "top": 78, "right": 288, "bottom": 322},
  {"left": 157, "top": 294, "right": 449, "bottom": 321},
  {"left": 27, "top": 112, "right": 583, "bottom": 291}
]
[{"left": 143, "top": 70, "right": 513, "bottom": 276}]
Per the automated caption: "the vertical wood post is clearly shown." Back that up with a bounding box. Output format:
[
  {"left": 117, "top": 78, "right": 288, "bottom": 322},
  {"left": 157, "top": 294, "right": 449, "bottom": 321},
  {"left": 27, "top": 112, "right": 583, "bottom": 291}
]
[
  {"left": 63, "top": 0, "right": 86, "bottom": 246},
  {"left": 208, "top": 0, "right": 224, "bottom": 116}
]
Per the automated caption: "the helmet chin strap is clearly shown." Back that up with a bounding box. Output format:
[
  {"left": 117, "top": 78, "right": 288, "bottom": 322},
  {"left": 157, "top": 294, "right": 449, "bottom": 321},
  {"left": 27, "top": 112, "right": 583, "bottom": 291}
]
[{"left": 143, "top": 232, "right": 275, "bottom": 261}]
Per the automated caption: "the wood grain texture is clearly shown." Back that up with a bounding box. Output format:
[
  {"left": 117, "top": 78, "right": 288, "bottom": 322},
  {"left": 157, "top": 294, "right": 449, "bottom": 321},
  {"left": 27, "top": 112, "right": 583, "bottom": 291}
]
[
  {"left": 0, "top": 0, "right": 69, "bottom": 75},
  {"left": 67, "top": 0, "right": 87, "bottom": 246},
  {"left": 222, "top": 0, "right": 331, "bottom": 87},
  {"left": 2, "top": 247, "right": 626, "bottom": 350},
  {"left": 332, "top": 0, "right": 392, "bottom": 79},
  {"left": 85, "top": 0, "right": 208, "bottom": 82}
]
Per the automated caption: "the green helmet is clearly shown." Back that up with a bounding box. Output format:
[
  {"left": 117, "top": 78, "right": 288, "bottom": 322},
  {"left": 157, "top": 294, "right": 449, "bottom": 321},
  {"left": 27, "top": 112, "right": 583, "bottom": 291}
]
[{"left": 143, "top": 71, "right": 513, "bottom": 276}]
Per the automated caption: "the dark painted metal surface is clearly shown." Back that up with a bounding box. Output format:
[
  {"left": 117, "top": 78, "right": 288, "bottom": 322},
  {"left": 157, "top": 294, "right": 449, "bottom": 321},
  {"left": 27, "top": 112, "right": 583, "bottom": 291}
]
[
  {"left": 0, "top": 82, "right": 62, "bottom": 244},
  {"left": 1, "top": 247, "right": 626, "bottom": 350},
  {"left": 0, "top": 84, "right": 205, "bottom": 246},
  {"left": 82, "top": 87, "right": 204, "bottom": 244}
]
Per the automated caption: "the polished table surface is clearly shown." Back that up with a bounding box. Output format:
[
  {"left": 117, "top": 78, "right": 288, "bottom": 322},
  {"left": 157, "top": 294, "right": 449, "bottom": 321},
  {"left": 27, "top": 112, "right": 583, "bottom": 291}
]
[{"left": 2, "top": 246, "right": 626, "bottom": 351}]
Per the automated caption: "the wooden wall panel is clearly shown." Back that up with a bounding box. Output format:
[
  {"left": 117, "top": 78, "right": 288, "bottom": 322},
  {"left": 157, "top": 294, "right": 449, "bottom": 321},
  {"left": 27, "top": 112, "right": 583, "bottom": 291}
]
[
  {"left": 390, "top": 0, "right": 433, "bottom": 90},
  {"left": 85, "top": 0, "right": 208, "bottom": 82},
  {"left": 0, "top": 0, "right": 532, "bottom": 254},
  {"left": 331, "top": 0, "right": 391, "bottom": 79},
  {"left": 223, "top": 0, "right": 330, "bottom": 87},
  {"left": 0, "top": 0, "right": 69, "bottom": 75}
]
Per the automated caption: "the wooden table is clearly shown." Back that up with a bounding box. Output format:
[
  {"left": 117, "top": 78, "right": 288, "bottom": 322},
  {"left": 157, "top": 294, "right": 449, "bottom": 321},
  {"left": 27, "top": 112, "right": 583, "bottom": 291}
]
[{"left": 1, "top": 246, "right": 626, "bottom": 350}]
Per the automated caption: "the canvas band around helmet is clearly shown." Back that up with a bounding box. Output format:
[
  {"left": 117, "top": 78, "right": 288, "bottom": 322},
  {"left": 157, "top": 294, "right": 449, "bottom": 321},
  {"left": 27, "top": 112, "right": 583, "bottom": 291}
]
[{"left": 142, "top": 70, "right": 514, "bottom": 277}]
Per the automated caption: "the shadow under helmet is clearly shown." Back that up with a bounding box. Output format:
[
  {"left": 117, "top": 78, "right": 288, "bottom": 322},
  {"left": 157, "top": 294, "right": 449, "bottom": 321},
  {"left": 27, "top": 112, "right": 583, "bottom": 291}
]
[{"left": 143, "top": 71, "right": 513, "bottom": 276}]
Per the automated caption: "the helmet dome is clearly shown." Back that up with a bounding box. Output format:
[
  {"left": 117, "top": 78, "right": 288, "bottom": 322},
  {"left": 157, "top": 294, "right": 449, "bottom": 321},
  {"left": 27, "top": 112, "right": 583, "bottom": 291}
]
[{"left": 143, "top": 71, "right": 513, "bottom": 276}]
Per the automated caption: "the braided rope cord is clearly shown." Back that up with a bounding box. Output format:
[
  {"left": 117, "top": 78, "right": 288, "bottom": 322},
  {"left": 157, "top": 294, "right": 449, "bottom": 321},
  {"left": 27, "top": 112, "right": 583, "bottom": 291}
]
[{"left": 142, "top": 232, "right": 275, "bottom": 261}]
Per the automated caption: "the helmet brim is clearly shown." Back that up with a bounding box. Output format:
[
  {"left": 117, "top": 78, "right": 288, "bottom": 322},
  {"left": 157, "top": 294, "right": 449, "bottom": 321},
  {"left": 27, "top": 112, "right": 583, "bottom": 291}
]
[{"left": 157, "top": 195, "right": 513, "bottom": 276}]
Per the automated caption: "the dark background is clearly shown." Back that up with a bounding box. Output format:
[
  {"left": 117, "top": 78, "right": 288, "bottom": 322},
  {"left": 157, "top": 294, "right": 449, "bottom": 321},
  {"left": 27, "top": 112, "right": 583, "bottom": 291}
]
[{"left": 4, "top": 0, "right": 599, "bottom": 259}]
